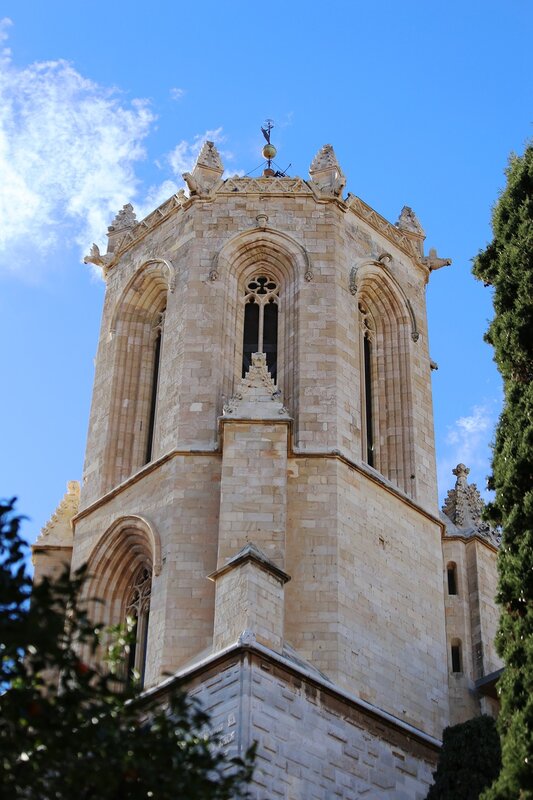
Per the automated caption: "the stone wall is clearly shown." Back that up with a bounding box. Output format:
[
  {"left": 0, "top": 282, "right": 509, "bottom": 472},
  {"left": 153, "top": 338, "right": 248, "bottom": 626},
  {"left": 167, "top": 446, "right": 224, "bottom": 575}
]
[{"left": 182, "top": 647, "right": 438, "bottom": 800}]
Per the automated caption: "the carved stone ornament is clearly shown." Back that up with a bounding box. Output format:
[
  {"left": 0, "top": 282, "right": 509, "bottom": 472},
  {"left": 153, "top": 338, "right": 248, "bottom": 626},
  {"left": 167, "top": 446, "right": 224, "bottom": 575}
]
[
  {"left": 196, "top": 140, "right": 224, "bottom": 172},
  {"left": 183, "top": 140, "right": 224, "bottom": 196},
  {"left": 442, "top": 464, "right": 501, "bottom": 546},
  {"left": 395, "top": 206, "right": 425, "bottom": 237},
  {"left": 108, "top": 203, "right": 137, "bottom": 232},
  {"left": 222, "top": 353, "right": 290, "bottom": 420},
  {"left": 349, "top": 265, "right": 359, "bottom": 296},
  {"left": 309, "top": 144, "right": 346, "bottom": 197},
  {"left": 238, "top": 629, "right": 257, "bottom": 646}
]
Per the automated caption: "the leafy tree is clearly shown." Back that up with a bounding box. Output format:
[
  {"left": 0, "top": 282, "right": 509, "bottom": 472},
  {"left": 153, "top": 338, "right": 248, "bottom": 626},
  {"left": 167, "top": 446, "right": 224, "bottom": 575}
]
[
  {"left": 426, "top": 716, "right": 501, "bottom": 800},
  {"left": 472, "top": 143, "right": 533, "bottom": 799},
  {"left": 0, "top": 499, "right": 255, "bottom": 799}
]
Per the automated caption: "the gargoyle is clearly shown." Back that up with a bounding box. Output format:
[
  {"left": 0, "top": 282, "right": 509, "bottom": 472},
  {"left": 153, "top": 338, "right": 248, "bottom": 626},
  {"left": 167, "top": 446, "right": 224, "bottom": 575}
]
[
  {"left": 421, "top": 247, "right": 452, "bottom": 271},
  {"left": 182, "top": 172, "right": 198, "bottom": 195},
  {"left": 83, "top": 244, "right": 115, "bottom": 271}
]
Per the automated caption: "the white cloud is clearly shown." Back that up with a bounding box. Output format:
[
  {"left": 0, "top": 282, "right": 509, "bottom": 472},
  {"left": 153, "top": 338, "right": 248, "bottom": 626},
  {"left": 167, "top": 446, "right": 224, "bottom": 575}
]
[
  {"left": 0, "top": 19, "right": 154, "bottom": 278},
  {"left": 170, "top": 87, "right": 185, "bottom": 101},
  {"left": 437, "top": 401, "right": 500, "bottom": 504}
]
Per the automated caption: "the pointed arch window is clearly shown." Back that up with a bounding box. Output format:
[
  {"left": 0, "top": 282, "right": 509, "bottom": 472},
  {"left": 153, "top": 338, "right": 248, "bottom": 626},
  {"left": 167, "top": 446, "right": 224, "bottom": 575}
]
[
  {"left": 145, "top": 309, "right": 165, "bottom": 464},
  {"left": 242, "top": 275, "right": 279, "bottom": 382},
  {"left": 359, "top": 302, "right": 375, "bottom": 468},
  {"left": 125, "top": 565, "right": 152, "bottom": 687}
]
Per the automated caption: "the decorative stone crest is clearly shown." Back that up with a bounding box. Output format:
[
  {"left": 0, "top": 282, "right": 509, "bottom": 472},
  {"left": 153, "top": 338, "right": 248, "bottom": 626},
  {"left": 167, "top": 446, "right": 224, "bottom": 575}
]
[
  {"left": 183, "top": 140, "right": 224, "bottom": 196},
  {"left": 222, "top": 353, "right": 290, "bottom": 419},
  {"left": 309, "top": 144, "right": 346, "bottom": 197},
  {"left": 442, "top": 464, "right": 500, "bottom": 546}
]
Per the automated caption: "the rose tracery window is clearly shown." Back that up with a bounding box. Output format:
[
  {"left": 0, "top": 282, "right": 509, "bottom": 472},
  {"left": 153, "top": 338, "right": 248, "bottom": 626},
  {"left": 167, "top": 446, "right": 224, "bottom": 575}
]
[
  {"left": 125, "top": 566, "right": 152, "bottom": 687},
  {"left": 242, "top": 275, "right": 279, "bottom": 382}
]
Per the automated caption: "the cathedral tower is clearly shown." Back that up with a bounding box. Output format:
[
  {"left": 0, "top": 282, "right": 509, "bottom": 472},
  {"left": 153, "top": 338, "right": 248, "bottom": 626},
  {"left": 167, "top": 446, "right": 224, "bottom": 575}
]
[{"left": 34, "top": 137, "right": 501, "bottom": 797}]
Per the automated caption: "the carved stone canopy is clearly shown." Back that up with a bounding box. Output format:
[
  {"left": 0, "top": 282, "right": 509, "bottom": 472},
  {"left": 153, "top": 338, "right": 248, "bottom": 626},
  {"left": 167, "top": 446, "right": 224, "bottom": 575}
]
[{"left": 442, "top": 464, "right": 500, "bottom": 546}]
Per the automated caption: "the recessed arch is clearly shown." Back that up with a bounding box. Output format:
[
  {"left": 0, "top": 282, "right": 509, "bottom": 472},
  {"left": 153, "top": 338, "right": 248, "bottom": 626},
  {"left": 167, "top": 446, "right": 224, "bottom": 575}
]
[
  {"left": 109, "top": 259, "right": 175, "bottom": 337},
  {"left": 213, "top": 227, "right": 312, "bottom": 284},
  {"left": 353, "top": 262, "right": 416, "bottom": 496},
  {"left": 84, "top": 515, "right": 160, "bottom": 687},
  {"left": 104, "top": 262, "right": 172, "bottom": 490},
  {"left": 349, "top": 259, "right": 419, "bottom": 342}
]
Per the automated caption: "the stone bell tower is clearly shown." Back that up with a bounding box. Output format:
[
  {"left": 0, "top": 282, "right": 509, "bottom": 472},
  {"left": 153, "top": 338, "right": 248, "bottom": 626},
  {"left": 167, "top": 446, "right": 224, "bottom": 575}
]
[{"left": 33, "top": 133, "right": 502, "bottom": 797}]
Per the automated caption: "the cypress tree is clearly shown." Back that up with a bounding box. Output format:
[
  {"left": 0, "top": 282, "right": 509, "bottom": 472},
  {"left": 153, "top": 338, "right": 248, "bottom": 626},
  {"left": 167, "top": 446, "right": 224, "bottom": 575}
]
[
  {"left": 472, "top": 144, "right": 533, "bottom": 799},
  {"left": 426, "top": 716, "right": 501, "bottom": 800}
]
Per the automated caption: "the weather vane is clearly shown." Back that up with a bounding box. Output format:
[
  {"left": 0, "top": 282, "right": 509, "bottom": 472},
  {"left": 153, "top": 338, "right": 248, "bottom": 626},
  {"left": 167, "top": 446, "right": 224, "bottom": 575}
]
[{"left": 261, "top": 119, "right": 277, "bottom": 176}]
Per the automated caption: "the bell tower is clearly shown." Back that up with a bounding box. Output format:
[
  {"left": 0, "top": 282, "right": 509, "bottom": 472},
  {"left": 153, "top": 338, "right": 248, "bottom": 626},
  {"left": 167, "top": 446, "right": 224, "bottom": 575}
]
[{"left": 36, "top": 130, "right": 501, "bottom": 797}]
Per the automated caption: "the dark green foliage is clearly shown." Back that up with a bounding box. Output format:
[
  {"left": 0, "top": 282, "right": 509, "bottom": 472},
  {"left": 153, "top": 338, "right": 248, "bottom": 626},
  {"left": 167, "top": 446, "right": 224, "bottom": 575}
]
[
  {"left": 426, "top": 716, "right": 501, "bottom": 800},
  {"left": 0, "top": 499, "right": 255, "bottom": 799},
  {"left": 473, "top": 144, "right": 533, "bottom": 799}
]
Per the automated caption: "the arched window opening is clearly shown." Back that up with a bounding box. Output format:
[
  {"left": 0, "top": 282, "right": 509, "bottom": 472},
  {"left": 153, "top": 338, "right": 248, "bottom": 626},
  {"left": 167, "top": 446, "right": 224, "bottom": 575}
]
[
  {"left": 125, "top": 565, "right": 152, "bottom": 687},
  {"left": 359, "top": 302, "right": 375, "bottom": 468},
  {"left": 104, "top": 263, "right": 170, "bottom": 492},
  {"left": 447, "top": 562, "right": 458, "bottom": 595},
  {"left": 144, "top": 309, "right": 165, "bottom": 464},
  {"left": 451, "top": 640, "right": 462, "bottom": 673},
  {"left": 355, "top": 270, "right": 415, "bottom": 497},
  {"left": 242, "top": 275, "right": 279, "bottom": 382}
]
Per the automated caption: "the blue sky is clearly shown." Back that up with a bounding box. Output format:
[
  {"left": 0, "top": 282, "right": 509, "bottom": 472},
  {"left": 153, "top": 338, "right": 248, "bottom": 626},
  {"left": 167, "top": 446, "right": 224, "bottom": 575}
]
[{"left": 1, "top": 1, "right": 531, "bottom": 545}]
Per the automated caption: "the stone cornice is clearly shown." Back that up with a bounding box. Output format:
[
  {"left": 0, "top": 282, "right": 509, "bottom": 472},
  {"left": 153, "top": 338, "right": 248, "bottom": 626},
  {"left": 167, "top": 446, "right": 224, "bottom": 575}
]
[
  {"left": 73, "top": 443, "right": 443, "bottom": 534},
  {"left": 96, "top": 177, "right": 428, "bottom": 273},
  {"left": 345, "top": 194, "right": 424, "bottom": 265},
  {"left": 441, "top": 533, "right": 499, "bottom": 555}
]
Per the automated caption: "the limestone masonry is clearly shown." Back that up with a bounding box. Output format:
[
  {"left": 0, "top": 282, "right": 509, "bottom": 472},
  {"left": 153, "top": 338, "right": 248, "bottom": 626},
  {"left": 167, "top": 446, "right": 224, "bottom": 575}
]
[{"left": 34, "top": 139, "right": 502, "bottom": 798}]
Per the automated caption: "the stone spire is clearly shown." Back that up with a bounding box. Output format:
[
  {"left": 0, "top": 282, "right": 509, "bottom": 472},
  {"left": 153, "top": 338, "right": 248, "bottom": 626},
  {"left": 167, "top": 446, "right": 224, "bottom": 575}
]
[
  {"left": 309, "top": 144, "right": 346, "bottom": 197},
  {"left": 442, "top": 464, "right": 500, "bottom": 545},
  {"left": 183, "top": 140, "right": 224, "bottom": 195}
]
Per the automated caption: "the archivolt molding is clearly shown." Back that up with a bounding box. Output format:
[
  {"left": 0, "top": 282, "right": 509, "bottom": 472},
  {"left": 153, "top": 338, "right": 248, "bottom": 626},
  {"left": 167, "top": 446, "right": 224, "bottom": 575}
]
[
  {"left": 88, "top": 514, "right": 162, "bottom": 578},
  {"left": 109, "top": 259, "right": 175, "bottom": 336},
  {"left": 349, "top": 259, "right": 419, "bottom": 342},
  {"left": 211, "top": 227, "right": 312, "bottom": 283}
]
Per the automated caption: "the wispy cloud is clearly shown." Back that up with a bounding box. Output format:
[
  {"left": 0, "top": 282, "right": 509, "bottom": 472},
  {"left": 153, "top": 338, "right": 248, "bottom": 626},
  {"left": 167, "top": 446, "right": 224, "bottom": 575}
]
[
  {"left": 0, "top": 18, "right": 154, "bottom": 279},
  {"left": 170, "top": 87, "right": 185, "bottom": 101},
  {"left": 167, "top": 127, "right": 226, "bottom": 176},
  {"left": 437, "top": 400, "right": 500, "bottom": 504},
  {"left": 0, "top": 21, "right": 239, "bottom": 281}
]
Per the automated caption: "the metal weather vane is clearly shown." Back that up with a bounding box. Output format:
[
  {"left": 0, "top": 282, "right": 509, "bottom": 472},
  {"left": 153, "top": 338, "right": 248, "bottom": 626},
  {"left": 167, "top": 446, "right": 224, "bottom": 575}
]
[{"left": 261, "top": 119, "right": 277, "bottom": 175}]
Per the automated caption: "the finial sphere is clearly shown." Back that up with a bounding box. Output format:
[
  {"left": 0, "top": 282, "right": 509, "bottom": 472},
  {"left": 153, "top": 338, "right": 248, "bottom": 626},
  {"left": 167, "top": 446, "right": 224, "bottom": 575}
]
[{"left": 262, "top": 143, "right": 277, "bottom": 160}]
